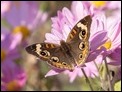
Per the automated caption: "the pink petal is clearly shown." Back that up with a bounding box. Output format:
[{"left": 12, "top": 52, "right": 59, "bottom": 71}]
[
  {"left": 45, "top": 70, "right": 60, "bottom": 77},
  {"left": 108, "top": 21, "right": 121, "bottom": 41},
  {"left": 10, "top": 33, "right": 22, "bottom": 50},
  {"left": 85, "top": 62, "right": 97, "bottom": 76},
  {"left": 93, "top": 13, "right": 106, "bottom": 29},
  {"left": 51, "top": 29, "right": 63, "bottom": 40},
  {"left": 17, "top": 72, "right": 27, "bottom": 86},
  {"left": 64, "top": 68, "right": 82, "bottom": 83},
  {"left": 71, "top": 1, "right": 87, "bottom": 20},
  {"left": 62, "top": 24, "right": 71, "bottom": 41},
  {"left": 62, "top": 7, "right": 74, "bottom": 27},
  {"left": 45, "top": 33, "right": 61, "bottom": 43},
  {"left": 107, "top": 1, "right": 121, "bottom": 9},
  {"left": 90, "top": 13, "right": 106, "bottom": 37},
  {"left": 112, "top": 21, "right": 121, "bottom": 42}
]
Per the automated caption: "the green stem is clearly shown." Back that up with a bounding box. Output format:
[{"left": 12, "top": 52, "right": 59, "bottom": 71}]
[
  {"left": 81, "top": 68, "right": 94, "bottom": 91},
  {"left": 104, "top": 58, "right": 114, "bottom": 91}
]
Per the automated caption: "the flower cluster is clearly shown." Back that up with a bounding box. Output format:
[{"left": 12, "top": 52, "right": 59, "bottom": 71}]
[
  {"left": 44, "top": 1, "right": 121, "bottom": 86},
  {"left": 1, "top": 1, "right": 47, "bottom": 91},
  {"left": 1, "top": 1, "right": 121, "bottom": 91}
]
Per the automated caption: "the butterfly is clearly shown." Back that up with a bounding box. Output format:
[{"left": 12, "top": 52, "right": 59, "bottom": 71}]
[{"left": 26, "top": 15, "right": 92, "bottom": 71}]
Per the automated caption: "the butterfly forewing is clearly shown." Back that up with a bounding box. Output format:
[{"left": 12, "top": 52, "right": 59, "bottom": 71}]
[
  {"left": 26, "top": 43, "right": 74, "bottom": 70},
  {"left": 66, "top": 15, "right": 92, "bottom": 66},
  {"left": 66, "top": 15, "right": 91, "bottom": 42}
]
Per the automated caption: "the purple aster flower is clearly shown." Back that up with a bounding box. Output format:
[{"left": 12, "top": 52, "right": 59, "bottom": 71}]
[
  {"left": 3, "top": 1, "right": 48, "bottom": 46},
  {"left": 1, "top": 29, "right": 26, "bottom": 91},
  {"left": 83, "top": 1, "right": 121, "bottom": 10},
  {"left": 44, "top": 2, "right": 108, "bottom": 82},
  {"left": 1, "top": 60, "right": 26, "bottom": 91},
  {"left": 98, "top": 16, "right": 121, "bottom": 66},
  {"left": 83, "top": 1, "right": 121, "bottom": 18},
  {"left": 106, "top": 47, "right": 121, "bottom": 66},
  {"left": 1, "top": 28, "right": 20, "bottom": 62},
  {"left": 106, "top": 17, "right": 121, "bottom": 52}
]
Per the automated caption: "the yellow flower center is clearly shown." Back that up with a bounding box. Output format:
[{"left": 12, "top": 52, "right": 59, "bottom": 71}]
[
  {"left": 98, "top": 40, "right": 112, "bottom": 50},
  {"left": 102, "top": 40, "right": 112, "bottom": 50},
  {"left": 90, "top": 1, "right": 106, "bottom": 8},
  {"left": 1, "top": 50, "right": 6, "bottom": 61},
  {"left": 12, "top": 26, "right": 30, "bottom": 40},
  {"left": 6, "top": 80, "right": 20, "bottom": 91}
]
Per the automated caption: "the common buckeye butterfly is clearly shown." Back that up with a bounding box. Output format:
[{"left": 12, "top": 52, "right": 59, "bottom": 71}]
[{"left": 26, "top": 15, "right": 92, "bottom": 70}]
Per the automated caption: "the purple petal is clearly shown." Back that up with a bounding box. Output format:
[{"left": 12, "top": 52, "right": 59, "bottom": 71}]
[
  {"left": 6, "top": 48, "right": 20, "bottom": 61},
  {"left": 1, "top": 33, "right": 13, "bottom": 51},
  {"left": 1, "top": 27, "right": 10, "bottom": 41},
  {"left": 1, "top": 31, "right": 22, "bottom": 52},
  {"left": 87, "top": 50, "right": 104, "bottom": 63},
  {"left": 90, "top": 30, "right": 107, "bottom": 51},
  {"left": 29, "top": 11, "right": 48, "bottom": 30},
  {"left": 2, "top": 60, "right": 26, "bottom": 85},
  {"left": 107, "top": 48, "right": 121, "bottom": 65}
]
